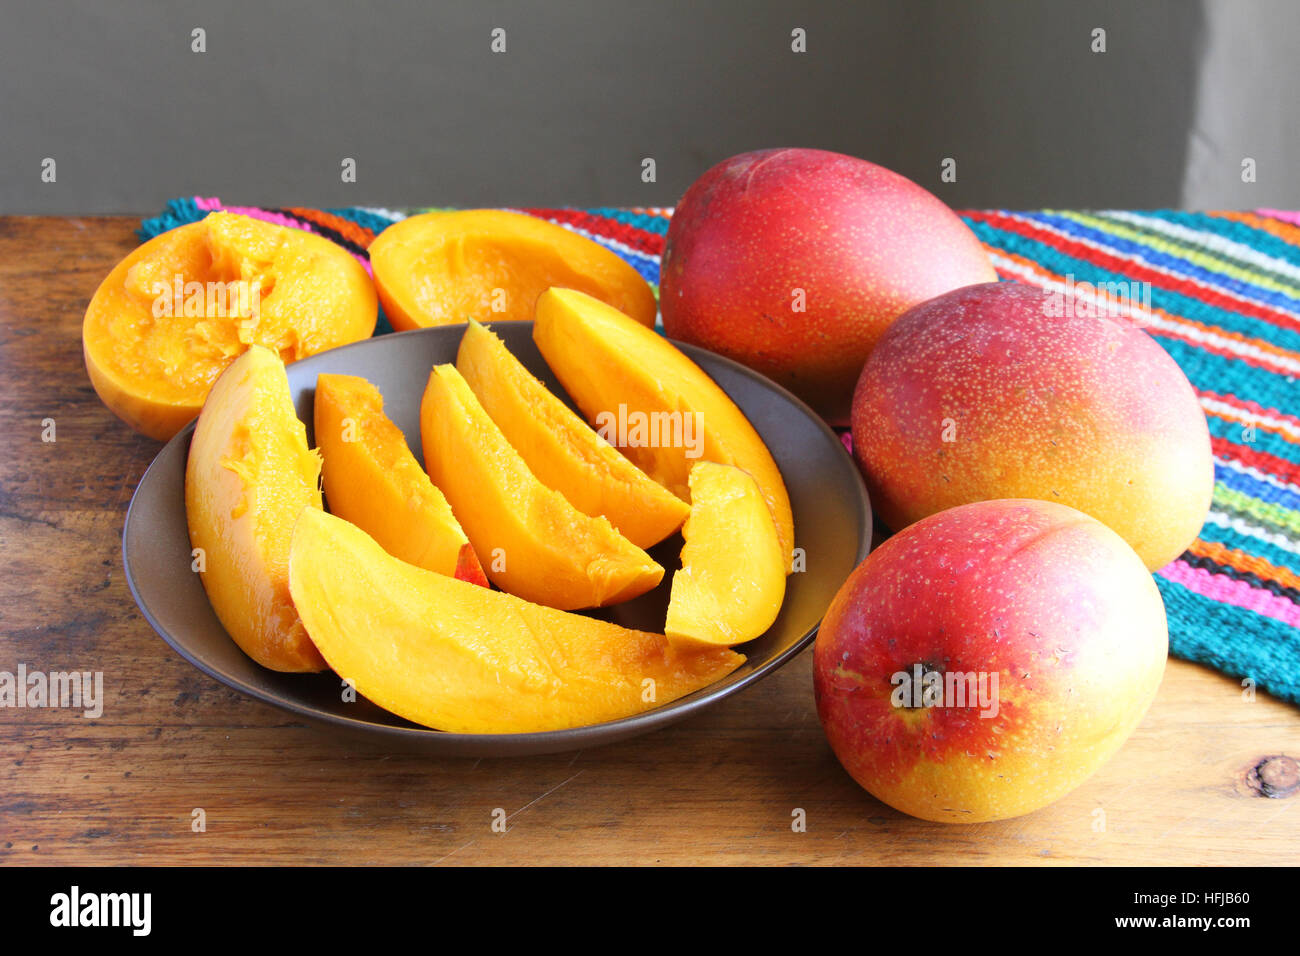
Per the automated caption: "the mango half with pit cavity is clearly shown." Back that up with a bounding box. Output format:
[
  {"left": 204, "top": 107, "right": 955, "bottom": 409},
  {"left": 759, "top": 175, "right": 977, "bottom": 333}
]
[
  {"left": 84, "top": 211, "right": 376, "bottom": 440},
  {"left": 288, "top": 508, "right": 745, "bottom": 734},
  {"left": 369, "top": 209, "right": 657, "bottom": 331}
]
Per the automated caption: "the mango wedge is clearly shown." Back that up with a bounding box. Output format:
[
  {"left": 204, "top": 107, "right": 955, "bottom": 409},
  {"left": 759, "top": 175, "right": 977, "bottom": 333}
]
[
  {"left": 533, "top": 287, "right": 795, "bottom": 565},
  {"left": 314, "top": 373, "right": 487, "bottom": 586},
  {"left": 456, "top": 320, "right": 690, "bottom": 548},
  {"left": 666, "top": 462, "right": 786, "bottom": 647},
  {"left": 288, "top": 509, "right": 745, "bottom": 733},
  {"left": 185, "top": 345, "right": 326, "bottom": 672},
  {"left": 420, "top": 363, "right": 663, "bottom": 609},
  {"left": 533, "top": 287, "right": 795, "bottom": 564}
]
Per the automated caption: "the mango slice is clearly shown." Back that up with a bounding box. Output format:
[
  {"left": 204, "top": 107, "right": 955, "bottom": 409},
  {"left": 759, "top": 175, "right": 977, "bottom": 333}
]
[
  {"left": 84, "top": 212, "right": 377, "bottom": 440},
  {"left": 533, "top": 287, "right": 795, "bottom": 564},
  {"left": 314, "top": 373, "right": 488, "bottom": 586},
  {"left": 666, "top": 462, "right": 786, "bottom": 647},
  {"left": 456, "top": 320, "right": 690, "bottom": 548},
  {"left": 288, "top": 509, "right": 745, "bottom": 734},
  {"left": 369, "top": 210, "right": 657, "bottom": 331},
  {"left": 185, "top": 345, "right": 326, "bottom": 672},
  {"left": 419, "top": 363, "right": 663, "bottom": 609}
]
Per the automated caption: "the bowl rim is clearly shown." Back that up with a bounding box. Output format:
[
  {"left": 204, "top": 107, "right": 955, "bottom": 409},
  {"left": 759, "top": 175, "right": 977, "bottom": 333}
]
[{"left": 121, "top": 322, "right": 873, "bottom": 750}]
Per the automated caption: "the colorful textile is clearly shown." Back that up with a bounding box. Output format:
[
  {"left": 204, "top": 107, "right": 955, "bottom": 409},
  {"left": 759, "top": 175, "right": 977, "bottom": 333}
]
[{"left": 140, "top": 199, "right": 1300, "bottom": 705}]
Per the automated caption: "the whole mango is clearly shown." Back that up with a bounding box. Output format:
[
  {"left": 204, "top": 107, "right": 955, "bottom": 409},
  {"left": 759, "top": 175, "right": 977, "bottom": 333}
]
[
  {"left": 661, "top": 148, "right": 995, "bottom": 422},
  {"left": 814, "top": 498, "right": 1168, "bottom": 823},
  {"left": 850, "top": 281, "right": 1213, "bottom": 570}
]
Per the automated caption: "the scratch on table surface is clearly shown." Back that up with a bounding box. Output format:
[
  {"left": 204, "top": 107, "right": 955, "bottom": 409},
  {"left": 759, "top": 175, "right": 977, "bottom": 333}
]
[
  {"left": 827, "top": 828, "right": 860, "bottom": 865},
  {"left": 506, "top": 770, "right": 584, "bottom": 824},
  {"left": 432, "top": 840, "right": 476, "bottom": 865}
]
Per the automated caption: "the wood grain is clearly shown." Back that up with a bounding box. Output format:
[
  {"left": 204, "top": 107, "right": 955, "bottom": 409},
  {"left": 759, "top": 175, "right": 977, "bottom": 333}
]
[{"left": 1, "top": 216, "right": 1296, "bottom": 866}]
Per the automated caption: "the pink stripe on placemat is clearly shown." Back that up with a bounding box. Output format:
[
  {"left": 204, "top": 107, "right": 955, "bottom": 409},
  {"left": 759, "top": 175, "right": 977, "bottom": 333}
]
[
  {"left": 1159, "top": 559, "right": 1300, "bottom": 628},
  {"left": 1257, "top": 208, "right": 1300, "bottom": 227}
]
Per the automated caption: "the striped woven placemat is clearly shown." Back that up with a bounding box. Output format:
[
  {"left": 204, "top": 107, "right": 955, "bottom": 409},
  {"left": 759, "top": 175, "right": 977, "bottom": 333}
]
[{"left": 140, "top": 198, "right": 1300, "bottom": 706}]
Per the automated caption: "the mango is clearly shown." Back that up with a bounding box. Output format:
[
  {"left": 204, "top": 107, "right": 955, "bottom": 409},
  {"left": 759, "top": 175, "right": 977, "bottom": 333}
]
[
  {"left": 814, "top": 499, "right": 1168, "bottom": 823},
  {"left": 185, "top": 345, "right": 325, "bottom": 672},
  {"left": 533, "top": 287, "right": 795, "bottom": 564},
  {"left": 314, "top": 373, "right": 487, "bottom": 586},
  {"left": 419, "top": 363, "right": 663, "bottom": 609},
  {"left": 661, "top": 149, "right": 996, "bottom": 422},
  {"left": 288, "top": 508, "right": 745, "bottom": 733},
  {"left": 84, "top": 212, "right": 377, "bottom": 440},
  {"left": 369, "top": 210, "right": 657, "bottom": 331},
  {"left": 665, "top": 462, "right": 786, "bottom": 648},
  {"left": 456, "top": 320, "right": 689, "bottom": 548},
  {"left": 851, "top": 281, "right": 1213, "bottom": 570}
]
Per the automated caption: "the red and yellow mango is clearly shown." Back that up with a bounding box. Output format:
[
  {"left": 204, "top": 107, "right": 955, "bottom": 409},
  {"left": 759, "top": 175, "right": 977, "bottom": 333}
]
[{"left": 851, "top": 281, "right": 1213, "bottom": 570}]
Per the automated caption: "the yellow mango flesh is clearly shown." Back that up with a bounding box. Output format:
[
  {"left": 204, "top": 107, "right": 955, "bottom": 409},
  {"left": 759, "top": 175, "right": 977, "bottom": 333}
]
[
  {"left": 185, "top": 345, "right": 326, "bottom": 672},
  {"left": 456, "top": 320, "right": 690, "bottom": 548},
  {"left": 666, "top": 462, "right": 787, "bottom": 647},
  {"left": 314, "top": 373, "right": 487, "bottom": 586},
  {"left": 369, "top": 209, "right": 657, "bottom": 331},
  {"left": 420, "top": 363, "right": 663, "bottom": 609},
  {"left": 533, "top": 287, "right": 795, "bottom": 564},
  {"left": 288, "top": 509, "right": 745, "bottom": 733},
  {"left": 84, "top": 212, "right": 377, "bottom": 440}
]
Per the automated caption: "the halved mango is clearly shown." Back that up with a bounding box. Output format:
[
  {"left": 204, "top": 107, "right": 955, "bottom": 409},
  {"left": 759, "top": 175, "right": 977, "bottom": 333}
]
[
  {"left": 185, "top": 345, "right": 325, "bottom": 672},
  {"left": 533, "top": 287, "right": 795, "bottom": 564},
  {"left": 314, "top": 373, "right": 487, "bottom": 586},
  {"left": 369, "top": 210, "right": 657, "bottom": 331},
  {"left": 666, "top": 462, "right": 786, "bottom": 648},
  {"left": 288, "top": 509, "right": 744, "bottom": 734},
  {"left": 420, "top": 363, "right": 663, "bottom": 609},
  {"left": 456, "top": 320, "right": 690, "bottom": 548},
  {"left": 84, "top": 211, "right": 377, "bottom": 440}
]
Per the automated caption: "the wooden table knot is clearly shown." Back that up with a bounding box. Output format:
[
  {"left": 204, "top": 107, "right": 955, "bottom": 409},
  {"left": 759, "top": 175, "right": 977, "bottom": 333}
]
[{"left": 1245, "top": 755, "right": 1299, "bottom": 799}]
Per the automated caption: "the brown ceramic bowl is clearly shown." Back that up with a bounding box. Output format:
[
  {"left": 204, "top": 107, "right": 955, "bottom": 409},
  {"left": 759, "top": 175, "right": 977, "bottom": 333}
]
[{"left": 122, "top": 323, "right": 871, "bottom": 756}]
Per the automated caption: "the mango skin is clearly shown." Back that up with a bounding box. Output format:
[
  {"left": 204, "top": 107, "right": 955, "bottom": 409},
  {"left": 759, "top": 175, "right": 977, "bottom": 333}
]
[
  {"left": 185, "top": 345, "right": 326, "bottom": 672},
  {"left": 813, "top": 499, "right": 1168, "bottom": 823},
  {"left": 851, "top": 281, "right": 1213, "bottom": 571},
  {"left": 661, "top": 148, "right": 995, "bottom": 422}
]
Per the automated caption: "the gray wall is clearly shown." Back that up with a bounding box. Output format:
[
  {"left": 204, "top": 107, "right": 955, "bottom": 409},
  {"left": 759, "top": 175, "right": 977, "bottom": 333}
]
[{"left": 1, "top": 0, "right": 1294, "bottom": 214}]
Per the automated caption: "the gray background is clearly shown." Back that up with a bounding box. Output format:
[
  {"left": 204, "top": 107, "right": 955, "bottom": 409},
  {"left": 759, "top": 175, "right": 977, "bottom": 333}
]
[{"left": 1, "top": 0, "right": 1295, "bottom": 214}]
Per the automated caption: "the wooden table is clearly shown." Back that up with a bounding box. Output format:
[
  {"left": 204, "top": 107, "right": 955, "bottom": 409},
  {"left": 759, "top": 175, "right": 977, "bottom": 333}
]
[{"left": 1, "top": 216, "right": 1297, "bottom": 866}]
